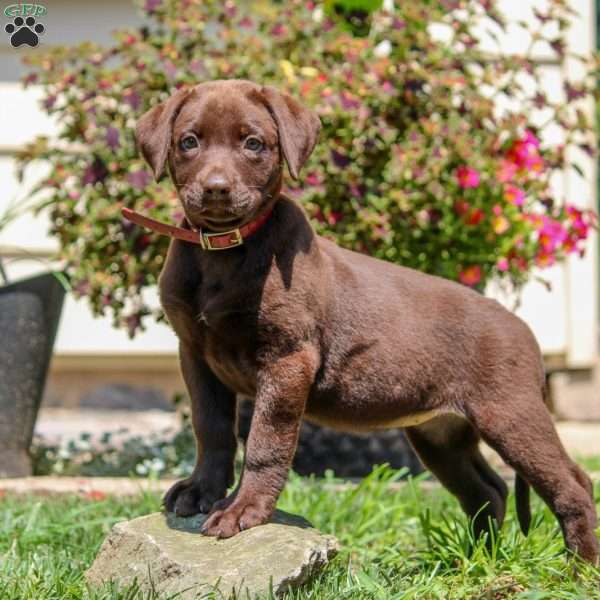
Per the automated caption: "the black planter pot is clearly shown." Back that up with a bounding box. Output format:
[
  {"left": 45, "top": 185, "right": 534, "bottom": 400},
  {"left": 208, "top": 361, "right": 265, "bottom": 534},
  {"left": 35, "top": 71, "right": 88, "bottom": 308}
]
[{"left": 0, "top": 272, "right": 66, "bottom": 477}]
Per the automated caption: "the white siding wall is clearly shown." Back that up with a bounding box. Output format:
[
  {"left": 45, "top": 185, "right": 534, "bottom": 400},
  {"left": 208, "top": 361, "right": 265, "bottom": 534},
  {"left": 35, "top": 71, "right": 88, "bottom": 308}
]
[
  {"left": 0, "top": 0, "right": 596, "bottom": 365},
  {"left": 0, "top": 0, "right": 179, "bottom": 355}
]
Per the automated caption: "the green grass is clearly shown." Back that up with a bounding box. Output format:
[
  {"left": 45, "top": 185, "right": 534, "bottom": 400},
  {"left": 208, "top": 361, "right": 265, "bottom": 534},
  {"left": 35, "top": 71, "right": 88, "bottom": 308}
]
[
  {"left": 1, "top": 466, "right": 599, "bottom": 599},
  {"left": 577, "top": 455, "right": 600, "bottom": 473}
]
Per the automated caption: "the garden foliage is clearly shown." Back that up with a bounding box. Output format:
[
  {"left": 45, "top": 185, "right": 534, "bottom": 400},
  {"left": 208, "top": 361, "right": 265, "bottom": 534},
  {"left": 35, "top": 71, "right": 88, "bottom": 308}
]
[{"left": 18, "top": 0, "right": 597, "bottom": 335}]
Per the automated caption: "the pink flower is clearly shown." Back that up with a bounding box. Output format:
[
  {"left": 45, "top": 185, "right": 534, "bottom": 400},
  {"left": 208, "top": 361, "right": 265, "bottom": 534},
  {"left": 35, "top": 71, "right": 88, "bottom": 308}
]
[
  {"left": 565, "top": 205, "right": 590, "bottom": 240},
  {"left": 504, "top": 184, "right": 525, "bottom": 206},
  {"left": 381, "top": 80, "right": 395, "bottom": 94},
  {"left": 523, "top": 129, "right": 540, "bottom": 148},
  {"left": 527, "top": 153, "right": 544, "bottom": 173},
  {"left": 456, "top": 166, "right": 480, "bottom": 189},
  {"left": 497, "top": 159, "right": 517, "bottom": 183},
  {"left": 537, "top": 216, "right": 568, "bottom": 253},
  {"left": 459, "top": 265, "right": 482, "bottom": 287},
  {"left": 510, "top": 142, "right": 532, "bottom": 163},
  {"left": 497, "top": 257, "right": 509, "bottom": 271},
  {"left": 305, "top": 172, "right": 321, "bottom": 186},
  {"left": 507, "top": 134, "right": 544, "bottom": 173},
  {"left": 270, "top": 23, "right": 287, "bottom": 36},
  {"left": 327, "top": 211, "right": 343, "bottom": 225}
]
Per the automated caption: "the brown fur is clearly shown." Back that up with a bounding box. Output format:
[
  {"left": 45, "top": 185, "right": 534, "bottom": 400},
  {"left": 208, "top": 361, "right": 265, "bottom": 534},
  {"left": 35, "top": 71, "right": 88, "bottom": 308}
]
[{"left": 135, "top": 80, "right": 599, "bottom": 563}]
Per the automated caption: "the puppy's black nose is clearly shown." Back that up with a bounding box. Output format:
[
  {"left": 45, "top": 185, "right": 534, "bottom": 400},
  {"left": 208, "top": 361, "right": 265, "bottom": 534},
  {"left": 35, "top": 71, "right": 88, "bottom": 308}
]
[{"left": 203, "top": 175, "right": 230, "bottom": 200}]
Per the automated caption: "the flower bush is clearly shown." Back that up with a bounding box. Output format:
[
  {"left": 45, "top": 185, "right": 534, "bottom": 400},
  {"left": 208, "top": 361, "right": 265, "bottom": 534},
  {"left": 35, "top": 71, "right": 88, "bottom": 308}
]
[
  {"left": 17, "top": 0, "right": 597, "bottom": 335},
  {"left": 32, "top": 395, "right": 198, "bottom": 477},
  {"left": 31, "top": 425, "right": 196, "bottom": 478}
]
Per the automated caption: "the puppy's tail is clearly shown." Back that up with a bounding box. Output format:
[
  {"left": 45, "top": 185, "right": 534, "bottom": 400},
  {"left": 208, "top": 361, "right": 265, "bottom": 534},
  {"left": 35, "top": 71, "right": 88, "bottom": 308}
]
[
  {"left": 515, "top": 377, "right": 549, "bottom": 536},
  {"left": 515, "top": 474, "right": 531, "bottom": 535}
]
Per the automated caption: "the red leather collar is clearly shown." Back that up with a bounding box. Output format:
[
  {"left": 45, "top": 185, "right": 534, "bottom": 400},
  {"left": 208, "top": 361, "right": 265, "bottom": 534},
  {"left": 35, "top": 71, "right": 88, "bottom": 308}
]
[{"left": 121, "top": 205, "right": 273, "bottom": 250}]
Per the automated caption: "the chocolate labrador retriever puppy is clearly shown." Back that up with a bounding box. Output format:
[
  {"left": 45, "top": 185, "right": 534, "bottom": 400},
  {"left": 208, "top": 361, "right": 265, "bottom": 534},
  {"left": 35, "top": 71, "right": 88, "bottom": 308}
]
[{"left": 134, "top": 79, "right": 598, "bottom": 563}]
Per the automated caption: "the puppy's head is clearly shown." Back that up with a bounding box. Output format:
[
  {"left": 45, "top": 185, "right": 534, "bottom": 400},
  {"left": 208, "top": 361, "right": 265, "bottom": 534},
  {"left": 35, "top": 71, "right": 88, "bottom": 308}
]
[{"left": 135, "top": 79, "right": 321, "bottom": 231}]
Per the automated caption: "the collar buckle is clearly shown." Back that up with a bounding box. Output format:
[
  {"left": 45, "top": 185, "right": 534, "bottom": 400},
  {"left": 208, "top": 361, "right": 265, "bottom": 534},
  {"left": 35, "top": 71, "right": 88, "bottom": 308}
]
[{"left": 199, "top": 227, "right": 243, "bottom": 251}]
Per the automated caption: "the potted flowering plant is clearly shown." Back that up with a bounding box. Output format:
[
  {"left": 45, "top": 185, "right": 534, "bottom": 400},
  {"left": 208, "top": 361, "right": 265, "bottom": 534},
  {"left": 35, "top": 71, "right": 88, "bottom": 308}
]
[
  {"left": 15, "top": 0, "right": 597, "bottom": 475},
  {"left": 16, "top": 0, "right": 596, "bottom": 332}
]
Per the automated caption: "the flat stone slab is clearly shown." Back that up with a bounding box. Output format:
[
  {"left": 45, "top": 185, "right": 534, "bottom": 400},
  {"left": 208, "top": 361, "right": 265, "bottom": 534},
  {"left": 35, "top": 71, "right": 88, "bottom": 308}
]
[{"left": 86, "top": 510, "right": 339, "bottom": 599}]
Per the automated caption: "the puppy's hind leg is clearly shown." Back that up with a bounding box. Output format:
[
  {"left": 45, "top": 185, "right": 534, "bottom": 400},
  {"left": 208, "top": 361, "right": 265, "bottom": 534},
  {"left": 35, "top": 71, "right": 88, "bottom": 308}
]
[
  {"left": 406, "top": 414, "right": 508, "bottom": 540},
  {"left": 466, "top": 388, "right": 599, "bottom": 564}
]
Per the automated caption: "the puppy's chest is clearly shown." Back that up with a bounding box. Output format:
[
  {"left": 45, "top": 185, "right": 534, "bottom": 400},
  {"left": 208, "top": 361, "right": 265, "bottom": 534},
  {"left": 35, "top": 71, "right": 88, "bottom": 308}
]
[
  {"left": 195, "top": 284, "right": 264, "bottom": 394},
  {"left": 196, "top": 287, "right": 258, "bottom": 338}
]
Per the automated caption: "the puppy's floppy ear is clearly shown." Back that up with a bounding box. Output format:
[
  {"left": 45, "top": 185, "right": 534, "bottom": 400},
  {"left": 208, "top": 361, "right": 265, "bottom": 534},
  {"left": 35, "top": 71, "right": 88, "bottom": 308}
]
[
  {"left": 261, "top": 86, "right": 321, "bottom": 180},
  {"left": 135, "top": 87, "right": 191, "bottom": 181}
]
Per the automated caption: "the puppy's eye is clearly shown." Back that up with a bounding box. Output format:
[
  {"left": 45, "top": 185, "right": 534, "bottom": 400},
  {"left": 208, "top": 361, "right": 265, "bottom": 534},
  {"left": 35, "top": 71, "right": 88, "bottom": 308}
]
[
  {"left": 180, "top": 135, "right": 199, "bottom": 151},
  {"left": 244, "top": 137, "right": 264, "bottom": 152}
]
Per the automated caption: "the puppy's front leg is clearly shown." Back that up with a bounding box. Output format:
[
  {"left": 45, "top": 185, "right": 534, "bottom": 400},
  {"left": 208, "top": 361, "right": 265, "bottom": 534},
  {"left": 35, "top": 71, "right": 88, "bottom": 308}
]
[
  {"left": 164, "top": 343, "right": 237, "bottom": 516},
  {"left": 201, "top": 347, "right": 317, "bottom": 538}
]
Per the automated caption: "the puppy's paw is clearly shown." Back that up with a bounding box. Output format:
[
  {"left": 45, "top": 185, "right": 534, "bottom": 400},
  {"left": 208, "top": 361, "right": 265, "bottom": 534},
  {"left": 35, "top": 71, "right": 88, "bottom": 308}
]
[
  {"left": 200, "top": 497, "right": 273, "bottom": 538},
  {"left": 209, "top": 490, "right": 237, "bottom": 513},
  {"left": 163, "top": 477, "right": 225, "bottom": 517}
]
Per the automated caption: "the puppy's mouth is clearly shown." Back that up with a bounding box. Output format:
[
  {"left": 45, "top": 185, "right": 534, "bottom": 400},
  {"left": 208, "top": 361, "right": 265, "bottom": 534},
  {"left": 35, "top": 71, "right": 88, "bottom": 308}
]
[
  {"left": 181, "top": 187, "right": 268, "bottom": 232},
  {"left": 197, "top": 213, "right": 246, "bottom": 231}
]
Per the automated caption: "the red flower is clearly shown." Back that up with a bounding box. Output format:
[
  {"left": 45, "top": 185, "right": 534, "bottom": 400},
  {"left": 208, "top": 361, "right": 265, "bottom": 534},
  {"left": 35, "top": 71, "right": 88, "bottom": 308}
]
[
  {"left": 459, "top": 265, "right": 482, "bottom": 286},
  {"left": 536, "top": 251, "right": 556, "bottom": 267},
  {"left": 84, "top": 490, "right": 107, "bottom": 501},
  {"left": 456, "top": 166, "right": 480, "bottom": 189},
  {"left": 565, "top": 205, "right": 590, "bottom": 240},
  {"left": 465, "top": 208, "right": 485, "bottom": 226}
]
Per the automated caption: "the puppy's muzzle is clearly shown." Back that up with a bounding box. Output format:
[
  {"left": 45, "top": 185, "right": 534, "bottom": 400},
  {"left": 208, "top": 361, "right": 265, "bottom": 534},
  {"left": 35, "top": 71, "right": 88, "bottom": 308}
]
[{"left": 202, "top": 174, "right": 231, "bottom": 204}]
